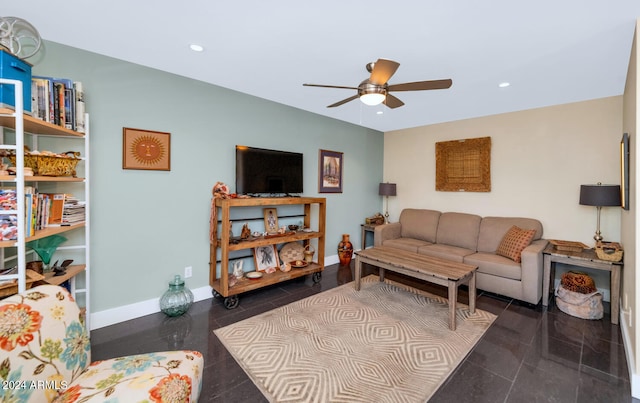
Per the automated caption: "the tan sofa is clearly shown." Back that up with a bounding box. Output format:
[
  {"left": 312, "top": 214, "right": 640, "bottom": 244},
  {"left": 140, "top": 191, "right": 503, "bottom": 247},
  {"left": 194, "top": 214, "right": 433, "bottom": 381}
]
[{"left": 374, "top": 209, "right": 548, "bottom": 305}]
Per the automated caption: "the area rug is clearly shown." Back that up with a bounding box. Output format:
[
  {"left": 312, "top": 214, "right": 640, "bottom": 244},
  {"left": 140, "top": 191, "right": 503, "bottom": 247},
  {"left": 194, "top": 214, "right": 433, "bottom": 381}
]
[{"left": 214, "top": 275, "right": 496, "bottom": 402}]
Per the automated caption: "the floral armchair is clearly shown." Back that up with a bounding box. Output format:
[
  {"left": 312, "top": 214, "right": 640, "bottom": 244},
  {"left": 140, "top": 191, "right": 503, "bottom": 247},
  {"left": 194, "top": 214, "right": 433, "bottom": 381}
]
[{"left": 0, "top": 284, "right": 203, "bottom": 402}]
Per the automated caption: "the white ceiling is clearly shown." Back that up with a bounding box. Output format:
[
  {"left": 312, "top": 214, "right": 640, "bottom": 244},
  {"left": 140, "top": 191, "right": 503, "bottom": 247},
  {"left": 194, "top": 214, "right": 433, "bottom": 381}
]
[{"left": 4, "top": 1, "right": 640, "bottom": 132}]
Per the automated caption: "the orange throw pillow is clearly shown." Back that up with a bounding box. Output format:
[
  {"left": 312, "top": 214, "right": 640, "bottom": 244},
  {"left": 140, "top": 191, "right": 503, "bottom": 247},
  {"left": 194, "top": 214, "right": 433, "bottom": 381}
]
[{"left": 496, "top": 225, "right": 536, "bottom": 263}]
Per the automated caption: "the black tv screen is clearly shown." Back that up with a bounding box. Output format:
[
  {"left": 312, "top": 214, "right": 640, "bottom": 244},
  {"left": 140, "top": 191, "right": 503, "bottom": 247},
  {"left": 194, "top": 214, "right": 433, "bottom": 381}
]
[{"left": 236, "top": 146, "right": 303, "bottom": 195}]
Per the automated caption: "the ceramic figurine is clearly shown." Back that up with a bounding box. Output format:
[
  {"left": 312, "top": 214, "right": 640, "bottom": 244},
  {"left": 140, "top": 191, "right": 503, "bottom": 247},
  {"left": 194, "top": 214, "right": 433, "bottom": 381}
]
[
  {"left": 241, "top": 223, "right": 251, "bottom": 239},
  {"left": 233, "top": 260, "right": 244, "bottom": 279}
]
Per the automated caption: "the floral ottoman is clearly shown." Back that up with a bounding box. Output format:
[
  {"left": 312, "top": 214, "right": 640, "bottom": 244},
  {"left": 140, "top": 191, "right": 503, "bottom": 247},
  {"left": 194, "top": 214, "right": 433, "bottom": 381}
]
[{"left": 0, "top": 284, "right": 203, "bottom": 402}]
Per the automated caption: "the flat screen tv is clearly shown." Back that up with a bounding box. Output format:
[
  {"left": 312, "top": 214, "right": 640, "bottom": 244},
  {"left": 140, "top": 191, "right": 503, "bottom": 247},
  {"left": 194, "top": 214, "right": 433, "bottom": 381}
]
[{"left": 236, "top": 145, "right": 303, "bottom": 195}]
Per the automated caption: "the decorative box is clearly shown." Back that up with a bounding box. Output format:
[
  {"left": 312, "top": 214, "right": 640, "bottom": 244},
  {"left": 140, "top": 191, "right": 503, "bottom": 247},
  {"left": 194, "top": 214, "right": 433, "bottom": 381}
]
[{"left": 0, "top": 50, "right": 32, "bottom": 113}]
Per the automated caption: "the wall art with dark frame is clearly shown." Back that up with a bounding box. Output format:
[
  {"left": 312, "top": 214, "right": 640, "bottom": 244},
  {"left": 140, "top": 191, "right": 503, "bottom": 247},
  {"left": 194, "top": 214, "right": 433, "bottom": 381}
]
[
  {"left": 621, "top": 133, "right": 630, "bottom": 210},
  {"left": 319, "top": 149, "right": 343, "bottom": 193},
  {"left": 123, "top": 127, "right": 171, "bottom": 171}
]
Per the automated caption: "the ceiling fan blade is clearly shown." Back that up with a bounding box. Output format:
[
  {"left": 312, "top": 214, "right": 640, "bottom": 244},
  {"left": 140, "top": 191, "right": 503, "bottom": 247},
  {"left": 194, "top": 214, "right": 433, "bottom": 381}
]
[
  {"left": 388, "top": 79, "right": 452, "bottom": 92},
  {"left": 369, "top": 59, "right": 400, "bottom": 85},
  {"left": 328, "top": 94, "right": 359, "bottom": 108},
  {"left": 303, "top": 83, "right": 358, "bottom": 90},
  {"left": 384, "top": 94, "right": 405, "bottom": 109}
]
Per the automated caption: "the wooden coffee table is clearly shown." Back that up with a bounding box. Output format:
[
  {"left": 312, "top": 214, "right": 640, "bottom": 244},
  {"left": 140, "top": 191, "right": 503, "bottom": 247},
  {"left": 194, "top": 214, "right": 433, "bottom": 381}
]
[{"left": 354, "top": 246, "right": 478, "bottom": 331}]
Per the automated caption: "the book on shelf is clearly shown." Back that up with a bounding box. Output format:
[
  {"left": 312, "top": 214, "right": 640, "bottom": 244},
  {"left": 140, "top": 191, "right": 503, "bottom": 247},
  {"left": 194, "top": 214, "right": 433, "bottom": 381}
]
[
  {"left": 61, "top": 200, "right": 85, "bottom": 224},
  {"left": 0, "top": 188, "right": 17, "bottom": 211},
  {"left": 30, "top": 76, "right": 85, "bottom": 131},
  {"left": 0, "top": 214, "right": 17, "bottom": 240},
  {"left": 31, "top": 78, "right": 50, "bottom": 123},
  {"left": 74, "top": 82, "right": 85, "bottom": 133},
  {"left": 41, "top": 193, "right": 65, "bottom": 225}
]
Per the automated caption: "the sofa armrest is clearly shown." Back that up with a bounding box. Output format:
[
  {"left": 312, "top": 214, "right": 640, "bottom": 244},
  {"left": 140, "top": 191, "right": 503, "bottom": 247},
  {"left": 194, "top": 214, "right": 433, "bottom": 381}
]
[
  {"left": 374, "top": 222, "right": 401, "bottom": 247},
  {"left": 519, "top": 239, "right": 549, "bottom": 304}
]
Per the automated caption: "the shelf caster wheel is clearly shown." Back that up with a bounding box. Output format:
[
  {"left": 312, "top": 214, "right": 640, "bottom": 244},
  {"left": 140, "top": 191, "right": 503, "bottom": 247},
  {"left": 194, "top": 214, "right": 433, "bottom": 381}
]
[
  {"left": 212, "top": 290, "right": 221, "bottom": 298},
  {"left": 312, "top": 272, "right": 322, "bottom": 284},
  {"left": 223, "top": 295, "right": 240, "bottom": 309}
]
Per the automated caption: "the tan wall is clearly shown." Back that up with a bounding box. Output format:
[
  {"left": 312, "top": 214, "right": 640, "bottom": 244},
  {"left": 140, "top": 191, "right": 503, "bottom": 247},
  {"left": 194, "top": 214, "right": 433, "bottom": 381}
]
[
  {"left": 384, "top": 96, "right": 623, "bottom": 294},
  {"left": 385, "top": 97, "right": 622, "bottom": 244},
  {"left": 622, "top": 21, "right": 638, "bottom": 375}
]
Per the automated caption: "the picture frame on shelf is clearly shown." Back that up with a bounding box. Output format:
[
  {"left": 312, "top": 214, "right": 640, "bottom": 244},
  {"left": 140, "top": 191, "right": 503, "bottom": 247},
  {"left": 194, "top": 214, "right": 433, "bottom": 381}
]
[
  {"left": 621, "top": 133, "right": 630, "bottom": 210},
  {"left": 122, "top": 127, "right": 171, "bottom": 171},
  {"left": 263, "top": 208, "right": 278, "bottom": 234},
  {"left": 319, "top": 149, "right": 343, "bottom": 193},
  {"left": 253, "top": 245, "right": 279, "bottom": 272}
]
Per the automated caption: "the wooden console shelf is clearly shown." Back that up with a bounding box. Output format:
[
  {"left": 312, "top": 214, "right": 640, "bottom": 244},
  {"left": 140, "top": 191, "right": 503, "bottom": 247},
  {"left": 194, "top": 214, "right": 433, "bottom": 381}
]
[{"left": 210, "top": 197, "right": 326, "bottom": 308}]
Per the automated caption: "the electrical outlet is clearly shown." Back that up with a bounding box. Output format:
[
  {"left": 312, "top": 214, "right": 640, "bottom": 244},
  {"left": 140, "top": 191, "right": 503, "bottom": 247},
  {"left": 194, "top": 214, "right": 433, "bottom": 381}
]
[{"left": 184, "top": 266, "right": 193, "bottom": 279}]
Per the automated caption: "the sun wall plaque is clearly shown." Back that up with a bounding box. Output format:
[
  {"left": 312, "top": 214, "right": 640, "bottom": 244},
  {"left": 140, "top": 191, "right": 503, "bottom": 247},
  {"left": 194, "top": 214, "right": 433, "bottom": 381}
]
[
  {"left": 123, "top": 127, "right": 171, "bottom": 171},
  {"left": 435, "top": 136, "right": 491, "bottom": 192}
]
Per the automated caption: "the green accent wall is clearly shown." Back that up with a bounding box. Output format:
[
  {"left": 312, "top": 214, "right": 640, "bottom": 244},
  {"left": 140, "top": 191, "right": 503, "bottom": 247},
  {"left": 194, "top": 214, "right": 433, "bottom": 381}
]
[{"left": 32, "top": 41, "right": 383, "bottom": 313}]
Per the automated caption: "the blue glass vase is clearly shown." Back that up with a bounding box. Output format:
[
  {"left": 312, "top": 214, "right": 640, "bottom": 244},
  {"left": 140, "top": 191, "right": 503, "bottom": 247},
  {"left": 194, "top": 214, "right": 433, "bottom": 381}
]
[{"left": 160, "top": 275, "right": 194, "bottom": 317}]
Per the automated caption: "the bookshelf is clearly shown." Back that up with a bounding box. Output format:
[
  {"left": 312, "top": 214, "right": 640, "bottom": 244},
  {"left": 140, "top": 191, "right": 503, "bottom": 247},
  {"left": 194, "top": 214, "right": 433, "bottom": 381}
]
[{"left": 0, "top": 80, "right": 90, "bottom": 327}]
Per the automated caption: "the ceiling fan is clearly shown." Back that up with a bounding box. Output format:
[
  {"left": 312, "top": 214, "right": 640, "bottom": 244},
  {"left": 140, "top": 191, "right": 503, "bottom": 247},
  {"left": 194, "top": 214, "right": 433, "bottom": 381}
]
[{"left": 303, "top": 58, "right": 452, "bottom": 109}]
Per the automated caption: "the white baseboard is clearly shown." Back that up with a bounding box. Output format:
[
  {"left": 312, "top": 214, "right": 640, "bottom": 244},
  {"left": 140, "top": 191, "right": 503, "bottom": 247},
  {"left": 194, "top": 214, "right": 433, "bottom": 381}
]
[
  {"left": 90, "top": 253, "right": 342, "bottom": 330},
  {"left": 89, "top": 285, "right": 213, "bottom": 330},
  {"left": 619, "top": 303, "right": 640, "bottom": 398}
]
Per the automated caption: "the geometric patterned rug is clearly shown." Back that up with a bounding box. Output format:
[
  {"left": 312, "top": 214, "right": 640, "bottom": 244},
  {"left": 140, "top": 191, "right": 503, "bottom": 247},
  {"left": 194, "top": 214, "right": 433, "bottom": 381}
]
[{"left": 214, "top": 275, "right": 496, "bottom": 402}]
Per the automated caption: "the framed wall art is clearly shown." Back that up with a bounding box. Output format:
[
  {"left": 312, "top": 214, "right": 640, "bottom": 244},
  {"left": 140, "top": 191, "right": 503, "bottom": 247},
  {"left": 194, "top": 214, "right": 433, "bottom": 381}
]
[
  {"left": 254, "top": 245, "right": 279, "bottom": 272},
  {"left": 621, "top": 133, "right": 630, "bottom": 210},
  {"left": 435, "top": 136, "right": 491, "bottom": 192},
  {"left": 319, "top": 149, "right": 343, "bottom": 193},
  {"left": 263, "top": 208, "right": 278, "bottom": 234},
  {"left": 123, "top": 127, "right": 171, "bottom": 171}
]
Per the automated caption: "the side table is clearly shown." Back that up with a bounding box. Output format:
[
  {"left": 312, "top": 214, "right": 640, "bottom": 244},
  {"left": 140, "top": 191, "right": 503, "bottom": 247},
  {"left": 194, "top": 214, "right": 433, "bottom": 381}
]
[
  {"left": 360, "top": 223, "right": 381, "bottom": 250},
  {"left": 542, "top": 243, "right": 623, "bottom": 324}
]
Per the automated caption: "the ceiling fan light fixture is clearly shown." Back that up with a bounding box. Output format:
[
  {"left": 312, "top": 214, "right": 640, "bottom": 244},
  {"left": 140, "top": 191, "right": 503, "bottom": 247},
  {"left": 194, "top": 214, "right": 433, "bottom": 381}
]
[{"left": 360, "top": 92, "right": 386, "bottom": 106}]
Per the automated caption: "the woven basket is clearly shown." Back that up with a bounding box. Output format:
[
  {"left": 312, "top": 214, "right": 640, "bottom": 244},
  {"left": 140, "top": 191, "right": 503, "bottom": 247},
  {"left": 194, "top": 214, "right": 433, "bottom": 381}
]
[
  {"left": 279, "top": 242, "right": 304, "bottom": 263},
  {"left": 595, "top": 242, "right": 623, "bottom": 262},
  {"left": 9, "top": 151, "right": 81, "bottom": 177},
  {"left": 0, "top": 269, "right": 45, "bottom": 298},
  {"left": 561, "top": 271, "right": 596, "bottom": 294}
]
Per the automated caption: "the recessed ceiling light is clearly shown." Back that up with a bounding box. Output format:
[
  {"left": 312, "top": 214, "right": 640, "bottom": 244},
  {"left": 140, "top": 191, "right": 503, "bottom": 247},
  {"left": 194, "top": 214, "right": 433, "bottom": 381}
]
[
  {"left": 498, "top": 82, "right": 510, "bottom": 88},
  {"left": 376, "top": 111, "right": 384, "bottom": 115},
  {"left": 189, "top": 44, "right": 204, "bottom": 52}
]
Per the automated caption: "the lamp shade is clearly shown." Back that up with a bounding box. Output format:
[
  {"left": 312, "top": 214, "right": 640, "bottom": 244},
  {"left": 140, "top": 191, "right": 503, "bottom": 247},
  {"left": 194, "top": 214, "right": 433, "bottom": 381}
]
[
  {"left": 379, "top": 182, "right": 397, "bottom": 196},
  {"left": 360, "top": 93, "right": 386, "bottom": 106},
  {"left": 579, "top": 184, "right": 621, "bottom": 207}
]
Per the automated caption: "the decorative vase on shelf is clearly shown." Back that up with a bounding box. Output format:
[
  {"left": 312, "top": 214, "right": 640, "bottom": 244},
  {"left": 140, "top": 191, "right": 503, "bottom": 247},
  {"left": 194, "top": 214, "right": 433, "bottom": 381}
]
[
  {"left": 337, "top": 234, "right": 354, "bottom": 266},
  {"left": 160, "top": 275, "right": 194, "bottom": 317},
  {"left": 26, "top": 235, "right": 67, "bottom": 273}
]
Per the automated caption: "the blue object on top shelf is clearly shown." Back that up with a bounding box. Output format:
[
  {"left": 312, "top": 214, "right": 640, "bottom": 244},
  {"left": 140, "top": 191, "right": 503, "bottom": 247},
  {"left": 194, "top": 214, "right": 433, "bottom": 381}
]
[{"left": 0, "top": 50, "right": 32, "bottom": 113}]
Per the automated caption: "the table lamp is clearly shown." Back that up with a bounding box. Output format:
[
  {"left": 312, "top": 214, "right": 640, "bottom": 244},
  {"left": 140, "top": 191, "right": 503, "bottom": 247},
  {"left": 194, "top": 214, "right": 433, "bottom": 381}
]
[
  {"left": 379, "top": 182, "right": 397, "bottom": 224},
  {"left": 579, "top": 183, "right": 621, "bottom": 241}
]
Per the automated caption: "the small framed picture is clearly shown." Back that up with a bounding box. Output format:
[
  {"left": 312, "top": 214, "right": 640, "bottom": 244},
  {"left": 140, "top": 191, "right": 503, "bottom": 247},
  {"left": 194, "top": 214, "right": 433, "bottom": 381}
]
[
  {"left": 319, "top": 149, "right": 343, "bottom": 193},
  {"left": 254, "top": 245, "right": 279, "bottom": 272},
  {"left": 621, "top": 133, "right": 630, "bottom": 210},
  {"left": 263, "top": 208, "right": 278, "bottom": 234},
  {"left": 123, "top": 127, "right": 171, "bottom": 171}
]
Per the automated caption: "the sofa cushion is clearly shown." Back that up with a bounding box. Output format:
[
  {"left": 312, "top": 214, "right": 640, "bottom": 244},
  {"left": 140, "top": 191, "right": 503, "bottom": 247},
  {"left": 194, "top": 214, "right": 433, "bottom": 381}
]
[
  {"left": 418, "top": 243, "right": 475, "bottom": 263},
  {"left": 399, "top": 209, "right": 441, "bottom": 243},
  {"left": 464, "top": 252, "right": 522, "bottom": 281},
  {"left": 435, "top": 212, "right": 482, "bottom": 251},
  {"left": 477, "top": 217, "right": 543, "bottom": 253},
  {"left": 495, "top": 225, "right": 536, "bottom": 263},
  {"left": 383, "top": 238, "right": 432, "bottom": 253}
]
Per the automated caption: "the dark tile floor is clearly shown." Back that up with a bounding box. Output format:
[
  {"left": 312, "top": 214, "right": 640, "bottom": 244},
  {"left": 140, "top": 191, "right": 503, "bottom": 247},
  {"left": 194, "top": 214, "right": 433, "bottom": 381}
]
[{"left": 91, "top": 264, "right": 638, "bottom": 402}]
